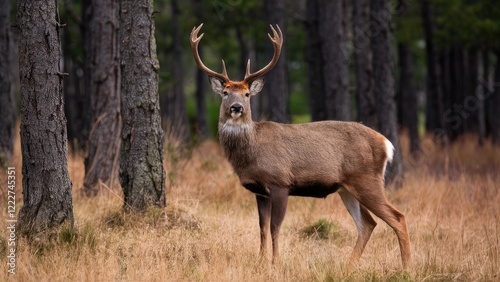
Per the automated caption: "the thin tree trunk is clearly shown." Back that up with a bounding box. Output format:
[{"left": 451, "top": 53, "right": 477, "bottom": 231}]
[
  {"left": 448, "top": 47, "right": 458, "bottom": 140},
  {"left": 194, "top": 47, "right": 210, "bottom": 140},
  {"left": 192, "top": 0, "right": 209, "bottom": 139},
  {"left": 83, "top": 0, "right": 122, "bottom": 196},
  {"left": 353, "top": 0, "right": 376, "bottom": 128},
  {"left": 448, "top": 45, "right": 465, "bottom": 140},
  {"left": 0, "top": 0, "right": 15, "bottom": 164},
  {"left": 17, "top": 0, "right": 74, "bottom": 234},
  {"left": 484, "top": 51, "right": 494, "bottom": 139},
  {"left": 422, "top": 0, "right": 445, "bottom": 134},
  {"left": 60, "top": 2, "right": 86, "bottom": 153},
  {"left": 439, "top": 49, "right": 451, "bottom": 138},
  {"left": 398, "top": 43, "right": 420, "bottom": 155},
  {"left": 371, "top": 0, "right": 403, "bottom": 187},
  {"left": 477, "top": 51, "right": 486, "bottom": 146},
  {"left": 492, "top": 50, "right": 500, "bottom": 145},
  {"left": 167, "top": 0, "right": 190, "bottom": 143},
  {"left": 62, "top": 26, "right": 83, "bottom": 152},
  {"left": 320, "top": 0, "right": 350, "bottom": 121},
  {"left": 119, "top": 0, "right": 166, "bottom": 211},
  {"left": 305, "top": 0, "right": 326, "bottom": 121},
  {"left": 80, "top": 0, "right": 91, "bottom": 152},
  {"left": 263, "top": 0, "right": 289, "bottom": 123}
]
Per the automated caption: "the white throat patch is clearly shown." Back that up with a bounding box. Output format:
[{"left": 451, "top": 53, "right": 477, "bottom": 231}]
[{"left": 219, "top": 120, "right": 253, "bottom": 136}]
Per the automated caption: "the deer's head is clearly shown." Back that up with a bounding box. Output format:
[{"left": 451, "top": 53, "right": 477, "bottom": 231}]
[{"left": 190, "top": 24, "right": 283, "bottom": 125}]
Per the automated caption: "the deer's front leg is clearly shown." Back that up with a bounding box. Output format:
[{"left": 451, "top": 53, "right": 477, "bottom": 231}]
[
  {"left": 256, "top": 194, "right": 271, "bottom": 260},
  {"left": 270, "top": 187, "right": 289, "bottom": 264}
]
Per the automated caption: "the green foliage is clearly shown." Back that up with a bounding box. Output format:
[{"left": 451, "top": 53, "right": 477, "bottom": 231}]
[
  {"left": 432, "top": 0, "right": 500, "bottom": 48},
  {"left": 301, "top": 218, "right": 346, "bottom": 242},
  {"left": 393, "top": 0, "right": 424, "bottom": 44}
]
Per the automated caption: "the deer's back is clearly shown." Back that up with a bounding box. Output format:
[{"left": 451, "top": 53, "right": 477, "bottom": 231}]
[{"left": 233, "top": 120, "right": 389, "bottom": 196}]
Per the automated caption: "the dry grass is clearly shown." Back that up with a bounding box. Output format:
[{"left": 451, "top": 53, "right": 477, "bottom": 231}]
[{"left": 0, "top": 133, "right": 499, "bottom": 281}]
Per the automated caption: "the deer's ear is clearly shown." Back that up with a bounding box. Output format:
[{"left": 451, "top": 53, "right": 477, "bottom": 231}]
[
  {"left": 249, "top": 78, "right": 265, "bottom": 96},
  {"left": 209, "top": 76, "right": 225, "bottom": 96}
]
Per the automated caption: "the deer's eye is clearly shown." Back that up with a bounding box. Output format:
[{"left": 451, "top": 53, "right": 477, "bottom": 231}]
[{"left": 245, "top": 93, "right": 250, "bottom": 97}]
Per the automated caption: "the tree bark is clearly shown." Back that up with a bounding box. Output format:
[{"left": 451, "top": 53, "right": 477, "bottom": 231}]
[
  {"left": 483, "top": 51, "right": 492, "bottom": 138},
  {"left": 0, "top": 0, "right": 15, "bottom": 164},
  {"left": 398, "top": 43, "right": 420, "bottom": 155},
  {"left": 371, "top": 0, "right": 403, "bottom": 187},
  {"left": 80, "top": 0, "right": 92, "bottom": 152},
  {"left": 320, "top": 0, "right": 350, "bottom": 121},
  {"left": 305, "top": 0, "right": 326, "bottom": 121},
  {"left": 353, "top": 0, "right": 376, "bottom": 128},
  {"left": 492, "top": 50, "right": 500, "bottom": 145},
  {"left": 61, "top": 22, "right": 85, "bottom": 153},
  {"left": 447, "top": 45, "right": 465, "bottom": 140},
  {"left": 83, "top": 0, "right": 122, "bottom": 196},
  {"left": 439, "top": 49, "right": 451, "bottom": 138},
  {"left": 263, "top": 0, "right": 289, "bottom": 123},
  {"left": 192, "top": 0, "right": 209, "bottom": 140},
  {"left": 477, "top": 51, "right": 486, "bottom": 146},
  {"left": 119, "top": 0, "right": 166, "bottom": 211},
  {"left": 17, "top": 0, "right": 74, "bottom": 234},
  {"left": 447, "top": 47, "right": 457, "bottom": 140},
  {"left": 166, "top": 0, "right": 190, "bottom": 143},
  {"left": 421, "top": 0, "right": 445, "bottom": 134},
  {"left": 194, "top": 47, "right": 210, "bottom": 140}
]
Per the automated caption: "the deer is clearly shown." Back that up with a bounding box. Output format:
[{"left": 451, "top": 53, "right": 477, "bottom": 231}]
[{"left": 190, "top": 23, "right": 411, "bottom": 268}]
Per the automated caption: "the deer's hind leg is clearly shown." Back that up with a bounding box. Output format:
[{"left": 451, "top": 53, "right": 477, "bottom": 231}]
[
  {"left": 346, "top": 178, "right": 411, "bottom": 268},
  {"left": 338, "top": 188, "right": 377, "bottom": 265}
]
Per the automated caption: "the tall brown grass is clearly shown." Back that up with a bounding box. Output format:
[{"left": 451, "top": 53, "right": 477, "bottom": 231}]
[{"left": 0, "top": 133, "right": 499, "bottom": 281}]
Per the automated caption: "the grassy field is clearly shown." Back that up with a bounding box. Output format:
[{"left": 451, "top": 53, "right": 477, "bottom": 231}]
[{"left": 0, "top": 133, "right": 499, "bottom": 281}]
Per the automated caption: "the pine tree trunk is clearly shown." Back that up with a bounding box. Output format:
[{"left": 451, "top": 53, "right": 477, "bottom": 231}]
[
  {"left": 448, "top": 45, "right": 464, "bottom": 140},
  {"left": 439, "top": 49, "right": 451, "bottom": 138},
  {"left": 0, "top": 0, "right": 15, "bottom": 164},
  {"left": 398, "top": 43, "right": 420, "bottom": 155},
  {"left": 371, "top": 0, "right": 403, "bottom": 187},
  {"left": 353, "top": 0, "right": 376, "bottom": 128},
  {"left": 62, "top": 26, "right": 84, "bottom": 152},
  {"left": 320, "top": 0, "right": 350, "bottom": 121},
  {"left": 80, "top": 0, "right": 92, "bottom": 152},
  {"left": 305, "top": 0, "right": 326, "bottom": 121},
  {"left": 422, "top": 0, "right": 444, "bottom": 133},
  {"left": 191, "top": 0, "right": 209, "bottom": 139},
  {"left": 17, "top": 0, "right": 74, "bottom": 234},
  {"left": 119, "top": 0, "right": 166, "bottom": 211},
  {"left": 447, "top": 48, "right": 457, "bottom": 140},
  {"left": 483, "top": 52, "right": 494, "bottom": 139},
  {"left": 263, "top": 0, "right": 289, "bottom": 123},
  {"left": 167, "top": 0, "right": 190, "bottom": 143},
  {"left": 466, "top": 47, "right": 479, "bottom": 134},
  {"left": 194, "top": 47, "right": 210, "bottom": 140},
  {"left": 492, "top": 50, "right": 500, "bottom": 145},
  {"left": 477, "top": 51, "right": 486, "bottom": 146},
  {"left": 83, "top": 0, "right": 122, "bottom": 196}
]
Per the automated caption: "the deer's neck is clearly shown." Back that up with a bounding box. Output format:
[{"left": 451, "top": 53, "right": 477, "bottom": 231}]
[{"left": 218, "top": 119, "right": 256, "bottom": 169}]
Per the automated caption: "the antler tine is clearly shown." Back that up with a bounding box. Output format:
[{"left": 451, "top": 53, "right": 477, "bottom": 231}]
[
  {"left": 243, "top": 24, "right": 283, "bottom": 83},
  {"left": 190, "top": 24, "right": 230, "bottom": 82},
  {"left": 245, "top": 59, "right": 251, "bottom": 77}
]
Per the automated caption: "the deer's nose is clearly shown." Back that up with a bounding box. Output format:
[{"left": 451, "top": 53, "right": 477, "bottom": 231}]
[{"left": 230, "top": 104, "right": 243, "bottom": 113}]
